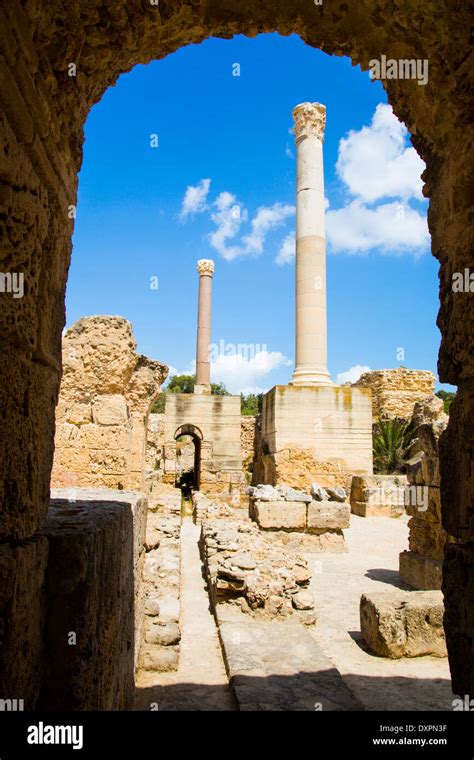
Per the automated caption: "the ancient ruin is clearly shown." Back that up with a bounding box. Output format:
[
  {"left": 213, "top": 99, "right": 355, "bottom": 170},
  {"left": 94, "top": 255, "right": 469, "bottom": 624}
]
[{"left": 0, "top": 0, "right": 472, "bottom": 727}]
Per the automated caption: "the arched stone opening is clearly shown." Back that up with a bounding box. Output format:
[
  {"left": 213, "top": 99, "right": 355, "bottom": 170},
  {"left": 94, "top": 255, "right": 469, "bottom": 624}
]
[
  {"left": 0, "top": 1, "right": 472, "bottom": 695},
  {"left": 175, "top": 424, "right": 203, "bottom": 493}
]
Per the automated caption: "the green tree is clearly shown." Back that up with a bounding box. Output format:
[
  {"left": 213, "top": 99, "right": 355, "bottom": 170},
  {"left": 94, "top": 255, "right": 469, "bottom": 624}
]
[
  {"left": 168, "top": 374, "right": 195, "bottom": 394},
  {"left": 373, "top": 417, "right": 418, "bottom": 474},
  {"left": 149, "top": 374, "right": 230, "bottom": 413},
  {"left": 241, "top": 392, "right": 263, "bottom": 416},
  {"left": 436, "top": 389, "right": 456, "bottom": 415},
  {"left": 211, "top": 381, "right": 230, "bottom": 396}
]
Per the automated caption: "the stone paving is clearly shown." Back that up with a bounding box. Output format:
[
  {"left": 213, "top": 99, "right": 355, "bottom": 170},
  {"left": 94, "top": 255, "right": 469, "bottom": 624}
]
[{"left": 307, "top": 514, "right": 454, "bottom": 711}]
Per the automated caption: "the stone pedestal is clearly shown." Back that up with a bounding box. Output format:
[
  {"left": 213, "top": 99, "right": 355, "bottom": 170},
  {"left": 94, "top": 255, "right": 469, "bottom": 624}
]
[{"left": 257, "top": 385, "right": 373, "bottom": 489}]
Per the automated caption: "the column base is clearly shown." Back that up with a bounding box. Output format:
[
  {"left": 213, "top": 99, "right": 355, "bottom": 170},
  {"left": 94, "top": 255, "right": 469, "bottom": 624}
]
[
  {"left": 290, "top": 365, "right": 333, "bottom": 386},
  {"left": 194, "top": 384, "right": 212, "bottom": 396}
]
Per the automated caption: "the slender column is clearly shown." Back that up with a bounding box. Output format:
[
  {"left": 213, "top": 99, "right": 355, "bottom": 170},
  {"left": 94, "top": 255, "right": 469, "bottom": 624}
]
[
  {"left": 195, "top": 259, "right": 214, "bottom": 394},
  {"left": 290, "top": 102, "right": 332, "bottom": 386}
]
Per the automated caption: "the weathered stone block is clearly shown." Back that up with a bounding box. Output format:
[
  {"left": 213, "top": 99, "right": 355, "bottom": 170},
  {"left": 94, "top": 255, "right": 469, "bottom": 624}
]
[
  {"left": 145, "top": 619, "right": 181, "bottom": 646},
  {"left": 307, "top": 500, "right": 350, "bottom": 530},
  {"left": 251, "top": 500, "right": 306, "bottom": 531},
  {"left": 399, "top": 550, "right": 443, "bottom": 590},
  {"left": 140, "top": 646, "right": 179, "bottom": 672},
  {"left": 92, "top": 394, "right": 128, "bottom": 425},
  {"left": 37, "top": 490, "right": 147, "bottom": 710},
  {"left": 360, "top": 590, "right": 447, "bottom": 659},
  {"left": 350, "top": 474, "right": 407, "bottom": 517}
]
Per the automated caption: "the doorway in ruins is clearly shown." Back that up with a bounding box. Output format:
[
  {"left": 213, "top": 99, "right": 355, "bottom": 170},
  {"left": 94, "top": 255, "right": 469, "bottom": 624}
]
[
  {"left": 174, "top": 424, "right": 202, "bottom": 496},
  {"left": 2, "top": 2, "right": 468, "bottom": 713}
]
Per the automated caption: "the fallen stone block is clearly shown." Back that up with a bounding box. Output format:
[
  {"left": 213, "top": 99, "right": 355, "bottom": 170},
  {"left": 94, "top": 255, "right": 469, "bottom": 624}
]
[
  {"left": 276, "top": 485, "right": 312, "bottom": 503},
  {"left": 251, "top": 500, "right": 306, "bottom": 531},
  {"left": 307, "top": 500, "right": 350, "bottom": 530},
  {"left": 360, "top": 590, "right": 447, "bottom": 659},
  {"left": 311, "top": 482, "right": 328, "bottom": 501},
  {"left": 326, "top": 486, "right": 347, "bottom": 502}
]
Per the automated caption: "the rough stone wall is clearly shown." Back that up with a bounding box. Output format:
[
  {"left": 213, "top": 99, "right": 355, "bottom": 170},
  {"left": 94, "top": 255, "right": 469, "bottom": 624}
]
[
  {"left": 51, "top": 316, "right": 168, "bottom": 492},
  {"left": 139, "top": 485, "right": 181, "bottom": 673},
  {"left": 145, "top": 412, "right": 165, "bottom": 472},
  {"left": 254, "top": 447, "right": 349, "bottom": 491},
  {"left": 352, "top": 369, "right": 435, "bottom": 420},
  {"left": 241, "top": 415, "right": 258, "bottom": 483},
  {"left": 0, "top": 0, "right": 471, "bottom": 700},
  {"left": 399, "top": 397, "right": 455, "bottom": 590},
  {"left": 440, "top": 383, "right": 474, "bottom": 696}
]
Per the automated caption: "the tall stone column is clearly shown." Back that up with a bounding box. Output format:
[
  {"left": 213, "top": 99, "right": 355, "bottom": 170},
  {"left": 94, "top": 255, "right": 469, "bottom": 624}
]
[
  {"left": 195, "top": 259, "right": 214, "bottom": 395},
  {"left": 291, "top": 102, "right": 332, "bottom": 386}
]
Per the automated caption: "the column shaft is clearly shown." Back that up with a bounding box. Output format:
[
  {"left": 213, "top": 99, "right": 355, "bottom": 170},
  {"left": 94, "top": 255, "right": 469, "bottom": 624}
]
[
  {"left": 291, "top": 103, "right": 332, "bottom": 386},
  {"left": 195, "top": 259, "right": 214, "bottom": 393}
]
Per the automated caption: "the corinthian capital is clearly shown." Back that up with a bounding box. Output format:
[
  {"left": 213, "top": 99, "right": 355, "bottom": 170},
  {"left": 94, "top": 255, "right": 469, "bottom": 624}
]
[
  {"left": 197, "top": 259, "right": 215, "bottom": 276},
  {"left": 293, "top": 102, "right": 326, "bottom": 143}
]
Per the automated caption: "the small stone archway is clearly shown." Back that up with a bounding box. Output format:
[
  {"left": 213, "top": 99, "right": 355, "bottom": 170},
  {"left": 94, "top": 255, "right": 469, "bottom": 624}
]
[
  {"left": 0, "top": 1, "right": 472, "bottom": 695},
  {"left": 174, "top": 423, "right": 204, "bottom": 492}
]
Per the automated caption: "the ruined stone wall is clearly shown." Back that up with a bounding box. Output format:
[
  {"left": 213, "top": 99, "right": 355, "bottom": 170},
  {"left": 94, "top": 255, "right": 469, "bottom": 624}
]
[
  {"left": 162, "top": 394, "right": 244, "bottom": 502},
  {"left": 399, "top": 397, "right": 455, "bottom": 590},
  {"left": 145, "top": 412, "right": 165, "bottom": 485},
  {"left": 0, "top": 0, "right": 471, "bottom": 702},
  {"left": 352, "top": 369, "right": 435, "bottom": 421},
  {"left": 241, "top": 415, "right": 258, "bottom": 483},
  {"left": 51, "top": 316, "right": 168, "bottom": 492},
  {"left": 241, "top": 415, "right": 257, "bottom": 462}
]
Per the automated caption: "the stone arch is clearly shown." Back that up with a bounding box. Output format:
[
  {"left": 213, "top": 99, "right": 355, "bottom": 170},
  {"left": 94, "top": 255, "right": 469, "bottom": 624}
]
[
  {"left": 0, "top": 1, "right": 472, "bottom": 693},
  {"left": 174, "top": 424, "right": 203, "bottom": 491},
  {"left": 175, "top": 424, "right": 204, "bottom": 442}
]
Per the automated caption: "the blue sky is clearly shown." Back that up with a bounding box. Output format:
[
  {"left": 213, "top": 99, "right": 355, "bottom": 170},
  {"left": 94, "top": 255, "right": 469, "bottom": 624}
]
[{"left": 67, "top": 33, "right": 451, "bottom": 394}]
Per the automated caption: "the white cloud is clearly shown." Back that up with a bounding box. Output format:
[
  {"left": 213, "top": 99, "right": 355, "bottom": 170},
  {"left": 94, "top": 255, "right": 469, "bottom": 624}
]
[
  {"left": 336, "top": 364, "right": 371, "bottom": 384},
  {"left": 325, "top": 104, "right": 429, "bottom": 256},
  {"left": 242, "top": 203, "right": 295, "bottom": 255},
  {"left": 211, "top": 350, "right": 292, "bottom": 395},
  {"left": 285, "top": 144, "right": 294, "bottom": 159},
  {"left": 336, "top": 103, "right": 424, "bottom": 203},
  {"left": 179, "top": 178, "right": 211, "bottom": 220},
  {"left": 208, "top": 196, "right": 294, "bottom": 262},
  {"left": 276, "top": 232, "right": 296, "bottom": 265},
  {"left": 326, "top": 199, "right": 429, "bottom": 254},
  {"left": 208, "top": 191, "right": 248, "bottom": 261}
]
